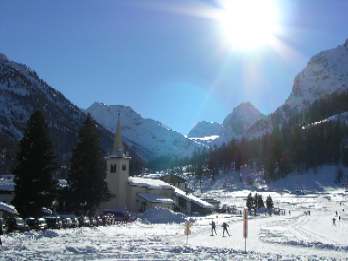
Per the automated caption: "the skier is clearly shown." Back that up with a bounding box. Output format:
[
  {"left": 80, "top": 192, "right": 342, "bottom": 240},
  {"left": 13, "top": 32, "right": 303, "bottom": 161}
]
[
  {"left": 308, "top": 210, "right": 310, "bottom": 216},
  {"left": 222, "top": 222, "right": 230, "bottom": 237},
  {"left": 339, "top": 216, "right": 341, "bottom": 221},
  {"left": 336, "top": 211, "right": 338, "bottom": 216},
  {"left": 288, "top": 210, "right": 291, "bottom": 215},
  {"left": 333, "top": 217, "right": 336, "bottom": 225},
  {"left": 210, "top": 220, "right": 217, "bottom": 236}
]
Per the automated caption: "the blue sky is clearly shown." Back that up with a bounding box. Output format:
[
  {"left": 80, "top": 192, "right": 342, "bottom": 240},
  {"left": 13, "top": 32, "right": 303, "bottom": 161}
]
[{"left": 0, "top": 0, "right": 347, "bottom": 134}]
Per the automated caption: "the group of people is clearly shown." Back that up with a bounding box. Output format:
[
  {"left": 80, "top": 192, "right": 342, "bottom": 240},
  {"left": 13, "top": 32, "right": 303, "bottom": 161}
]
[
  {"left": 304, "top": 210, "right": 311, "bottom": 216},
  {"left": 210, "top": 221, "right": 230, "bottom": 237}
]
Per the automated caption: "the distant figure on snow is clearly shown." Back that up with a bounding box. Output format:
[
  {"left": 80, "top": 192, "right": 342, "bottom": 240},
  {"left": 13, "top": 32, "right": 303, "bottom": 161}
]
[
  {"left": 336, "top": 211, "right": 338, "bottom": 216},
  {"left": 339, "top": 216, "right": 341, "bottom": 221},
  {"left": 289, "top": 210, "right": 291, "bottom": 215},
  {"left": 333, "top": 217, "right": 336, "bottom": 225},
  {"left": 222, "top": 222, "right": 230, "bottom": 237},
  {"left": 210, "top": 221, "right": 217, "bottom": 236}
]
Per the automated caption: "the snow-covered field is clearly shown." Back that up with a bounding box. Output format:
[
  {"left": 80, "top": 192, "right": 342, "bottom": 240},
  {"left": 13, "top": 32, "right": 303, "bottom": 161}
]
[{"left": 1, "top": 189, "right": 348, "bottom": 260}]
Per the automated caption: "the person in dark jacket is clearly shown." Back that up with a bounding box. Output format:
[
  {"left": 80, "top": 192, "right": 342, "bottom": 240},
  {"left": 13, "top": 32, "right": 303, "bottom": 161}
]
[
  {"left": 222, "top": 222, "right": 230, "bottom": 237},
  {"left": 210, "top": 220, "right": 217, "bottom": 236}
]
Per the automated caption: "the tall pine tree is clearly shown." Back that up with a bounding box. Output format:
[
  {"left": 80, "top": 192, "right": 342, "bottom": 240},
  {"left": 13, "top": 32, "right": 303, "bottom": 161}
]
[
  {"left": 12, "top": 111, "right": 57, "bottom": 217},
  {"left": 68, "top": 115, "right": 109, "bottom": 214}
]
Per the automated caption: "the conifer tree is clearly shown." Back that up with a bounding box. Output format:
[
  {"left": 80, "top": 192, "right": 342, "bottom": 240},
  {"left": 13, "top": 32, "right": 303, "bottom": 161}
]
[
  {"left": 255, "top": 194, "right": 265, "bottom": 209},
  {"left": 246, "top": 193, "right": 254, "bottom": 210},
  {"left": 266, "top": 195, "right": 274, "bottom": 215},
  {"left": 68, "top": 114, "right": 109, "bottom": 214},
  {"left": 12, "top": 111, "right": 57, "bottom": 217}
]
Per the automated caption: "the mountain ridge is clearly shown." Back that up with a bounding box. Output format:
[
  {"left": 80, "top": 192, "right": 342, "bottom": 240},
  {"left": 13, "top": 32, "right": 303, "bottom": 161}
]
[{"left": 86, "top": 102, "right": 200, "bottom": 160}]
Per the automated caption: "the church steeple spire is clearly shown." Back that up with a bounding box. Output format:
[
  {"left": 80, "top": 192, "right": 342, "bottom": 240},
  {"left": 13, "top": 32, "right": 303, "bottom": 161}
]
[{"left": 113, "top": 113, "right": 124, "bottom": 156}]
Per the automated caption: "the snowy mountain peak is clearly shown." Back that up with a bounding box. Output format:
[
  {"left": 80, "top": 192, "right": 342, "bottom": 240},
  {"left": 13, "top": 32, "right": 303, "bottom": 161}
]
[
  {"left": 222, "top": 102, "right": 264, "bottom": 138},
  {"left": 285, "top": 39, "right": 348, "bottom": 110},
  {"left": 187, "top": 121, "right": 222, "bottom": 138},
  {"left": 187, "top": 102, "right": 264, "bottom": 145},
  {"left": 86, "top": 103, "right": 200, "bottom": 160},
  {"left": 88, "top": 102, "right": 142, "bottom": 121},
  {"left": 229, "top": 102, "right": 261, "bottom": 119}
]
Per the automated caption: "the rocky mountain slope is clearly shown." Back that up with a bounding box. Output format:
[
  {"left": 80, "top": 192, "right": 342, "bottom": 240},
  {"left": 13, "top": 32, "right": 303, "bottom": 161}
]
[
  {"left": 286, "top": 39, "right": 348, "bottom": 110},
  {"left": 0, "top": 54, "right": 124, "bottom": 173},
  {"left": 246, "top": 38, "right": 348, "bottom": 139},
  {"left": 190, "top": 39, "right": 348, "bottom": 142},
  {"left": 87, "top": 103, "right": 200, "bottom": 160},
  {"left": 187, "top": 102, "right": 264, "bottom": 144},
  {"left": 222, "top": 102, "right": 265, "bottom": 140}
]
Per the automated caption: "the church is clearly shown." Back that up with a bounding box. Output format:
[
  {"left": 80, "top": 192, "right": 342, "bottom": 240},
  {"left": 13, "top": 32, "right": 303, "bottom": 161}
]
[{"left": 98, "top": 116, "right": 213, "bottom": 215}]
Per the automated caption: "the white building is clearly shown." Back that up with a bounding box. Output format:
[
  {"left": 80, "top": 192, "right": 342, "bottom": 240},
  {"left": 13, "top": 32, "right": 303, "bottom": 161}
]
[{"left": 99, "top": 116, "right": 213, "bottom": 215}]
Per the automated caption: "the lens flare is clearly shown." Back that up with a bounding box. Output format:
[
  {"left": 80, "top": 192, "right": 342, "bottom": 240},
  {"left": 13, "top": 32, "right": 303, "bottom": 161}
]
[{"left": 217, "top": 0, "right": 281, "bottom": 51}]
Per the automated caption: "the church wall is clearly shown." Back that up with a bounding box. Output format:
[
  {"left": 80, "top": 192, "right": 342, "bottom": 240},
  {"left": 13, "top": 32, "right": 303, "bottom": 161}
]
[{"left": 101, "top": 156, "right": 130, "bottom": 211}]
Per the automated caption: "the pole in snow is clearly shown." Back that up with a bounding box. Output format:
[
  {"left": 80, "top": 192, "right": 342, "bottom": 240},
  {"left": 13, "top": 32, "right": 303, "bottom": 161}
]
[
  {"left": 243, "top": 208, "right": 248, "bottom": 253},
  {"left": 184, "top": 221, "right": 192, "bottom": 244}
]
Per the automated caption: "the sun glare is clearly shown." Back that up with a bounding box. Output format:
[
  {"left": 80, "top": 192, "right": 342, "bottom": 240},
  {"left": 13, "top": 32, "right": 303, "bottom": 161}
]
[{"left": 218, "top": 0, "right": 281, "bottom": 51}]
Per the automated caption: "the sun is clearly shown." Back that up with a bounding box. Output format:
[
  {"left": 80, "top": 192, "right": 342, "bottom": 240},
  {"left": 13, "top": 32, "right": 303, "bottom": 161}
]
[{"left": 217, "top": 0, "right": 281, "bottom": 51}]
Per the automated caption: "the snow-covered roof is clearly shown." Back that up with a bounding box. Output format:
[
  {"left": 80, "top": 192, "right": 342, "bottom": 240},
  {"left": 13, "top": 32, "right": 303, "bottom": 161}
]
[
  {"left": 128, "top": 177, "right": 174, "bottom": 190},
  {"left": 137, "top": 193, "right": 174, "bottom": 204},
  {"left": 0, "top": 201, "right": 19, "bottom": 215},
  {"left": 172, "top": 186, "right": 214, "bottom": 209},
  {"left": 141, "top": 173, "right": 163, "bottom": 179}
]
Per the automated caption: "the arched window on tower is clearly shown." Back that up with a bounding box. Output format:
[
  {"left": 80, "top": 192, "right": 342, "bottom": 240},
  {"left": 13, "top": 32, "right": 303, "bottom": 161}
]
[{"left": 110, "top": 164, "right": 117, "bottom": 173}]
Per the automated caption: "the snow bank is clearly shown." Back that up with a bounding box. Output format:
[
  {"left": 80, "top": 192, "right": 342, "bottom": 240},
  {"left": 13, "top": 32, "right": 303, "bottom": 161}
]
[
  {"left": 142, "top": 207, "right": 186, "bottom": 224},
  {"left": 269, "top": 165, "right": 348, "bottom": 192}
]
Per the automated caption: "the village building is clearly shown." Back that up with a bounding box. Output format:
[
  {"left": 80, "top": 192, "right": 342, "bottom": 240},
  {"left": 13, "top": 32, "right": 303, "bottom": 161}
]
[{"left": 99, "top": 116, "right": 213, "bottom": 215}]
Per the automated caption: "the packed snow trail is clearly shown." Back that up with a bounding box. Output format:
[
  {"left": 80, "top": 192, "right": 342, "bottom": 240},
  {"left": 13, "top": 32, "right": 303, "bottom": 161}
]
[
  {"left": 1, "top": 190, "right": 348, "bottom": 260},
  {"left": 171, "top": 211, "right": 347, "bottom": 259}
]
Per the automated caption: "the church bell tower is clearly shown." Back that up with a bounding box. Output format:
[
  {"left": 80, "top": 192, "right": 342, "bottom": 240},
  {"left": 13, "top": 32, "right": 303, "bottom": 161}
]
[{"left": 102, "top": 113, "right": 131, "bottom": 211}]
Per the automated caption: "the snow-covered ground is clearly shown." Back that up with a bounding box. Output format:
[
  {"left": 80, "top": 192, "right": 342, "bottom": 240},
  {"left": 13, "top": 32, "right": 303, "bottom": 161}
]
[{"left": 1, "top": 189, "right": 348, "bottom": 260}]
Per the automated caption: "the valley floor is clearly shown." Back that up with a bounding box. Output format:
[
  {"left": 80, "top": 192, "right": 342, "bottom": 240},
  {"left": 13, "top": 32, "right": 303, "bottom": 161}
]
[{"left": 0, "top": 189, "right": 348, "bottom": 260}]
